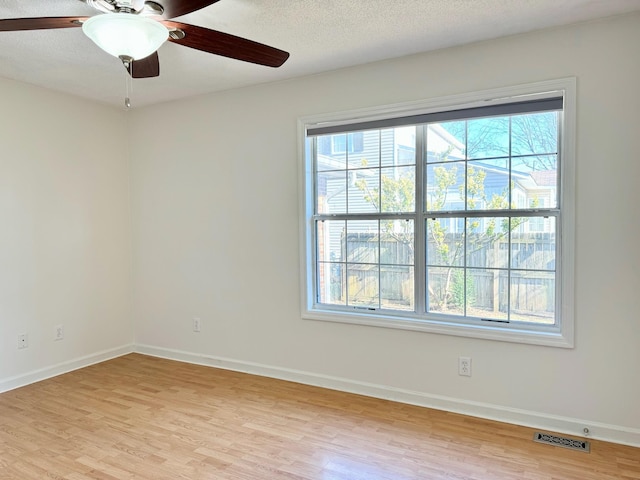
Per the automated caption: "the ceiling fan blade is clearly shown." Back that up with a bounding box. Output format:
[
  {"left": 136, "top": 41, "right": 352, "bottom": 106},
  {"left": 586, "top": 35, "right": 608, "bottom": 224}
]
[
  {"left": 125, "top": 51, "right": 160, "bottom": 78},
  {"left": 0, "top": 17, "right": 88, "bottom": 32},
  {"left": 153, "top": 0, "right": 222, "bottom": 19},
  {"left": 162, "top": 21, "right": 289, "bottom": 68}
]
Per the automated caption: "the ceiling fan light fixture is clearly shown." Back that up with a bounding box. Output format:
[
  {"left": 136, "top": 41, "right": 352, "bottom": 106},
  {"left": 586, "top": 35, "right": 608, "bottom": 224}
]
[{"left": 82, "top": 13, "right": 168, "bottom": 61}]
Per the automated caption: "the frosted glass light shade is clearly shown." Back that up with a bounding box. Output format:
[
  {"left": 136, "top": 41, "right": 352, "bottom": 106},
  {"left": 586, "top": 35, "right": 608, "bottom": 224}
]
[{"left": 82, "top": 13, "right": 168, "bottom": 60}]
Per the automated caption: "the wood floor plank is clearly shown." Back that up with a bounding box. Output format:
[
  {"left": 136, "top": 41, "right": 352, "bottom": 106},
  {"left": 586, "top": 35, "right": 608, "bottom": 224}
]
[{"left": 0, "top": 354, "right": 638, "bottom": 479}]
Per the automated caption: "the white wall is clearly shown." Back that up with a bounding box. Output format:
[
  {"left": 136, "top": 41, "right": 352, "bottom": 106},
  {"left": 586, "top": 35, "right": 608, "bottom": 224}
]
[
  {"left": 0, "top": 10, "right": 636, "bottom": 448},
  {"left": 107, "top": 13, "right": 640, "bottom": 446},
  {"left": 0, "top": 79, "right": 133, "bottom": 388}
]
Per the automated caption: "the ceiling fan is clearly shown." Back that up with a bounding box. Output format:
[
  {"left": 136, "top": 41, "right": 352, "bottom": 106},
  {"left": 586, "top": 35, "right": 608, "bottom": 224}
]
[{"left": 0, "top": 0, "right": 290, "bottom": 79}]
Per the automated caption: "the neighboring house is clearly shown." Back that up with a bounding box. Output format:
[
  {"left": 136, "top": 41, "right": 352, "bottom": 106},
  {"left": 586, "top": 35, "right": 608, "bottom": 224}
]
[{"left": 316, "top": 126, "right": 557, "bottom": 233}]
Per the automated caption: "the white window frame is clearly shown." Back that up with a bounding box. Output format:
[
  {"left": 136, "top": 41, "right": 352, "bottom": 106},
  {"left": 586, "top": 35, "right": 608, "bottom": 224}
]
[{"left": 298, "top": 78, "right": 576, "bottom": 348}]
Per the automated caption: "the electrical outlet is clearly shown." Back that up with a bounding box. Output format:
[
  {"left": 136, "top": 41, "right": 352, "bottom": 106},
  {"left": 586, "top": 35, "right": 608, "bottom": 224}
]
[
  {"left": 459, "top": 356, "right": 471, "bottom": 376},
  {"left": 193, "top": 317, "right": 201, "bottom": 333},
  {"left": 55, "top": 325, "right": 64, "bottom": 341},
  {"left": 17, "top": 333, "right": 28, "bottom": 349}
]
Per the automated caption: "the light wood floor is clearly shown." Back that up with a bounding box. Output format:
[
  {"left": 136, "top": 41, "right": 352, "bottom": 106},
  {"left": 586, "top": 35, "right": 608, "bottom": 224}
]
[{"left": 0, "top": 354, "right": 638, "bottom": 479}]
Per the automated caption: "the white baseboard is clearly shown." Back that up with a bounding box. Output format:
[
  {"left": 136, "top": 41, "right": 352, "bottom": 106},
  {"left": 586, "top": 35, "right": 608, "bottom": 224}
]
[
  {"left": 135, "top": 343, "right": 640, "bottom": 448},
  {"left": 0, "top": 344, "right": 134, "bottom": 393}
]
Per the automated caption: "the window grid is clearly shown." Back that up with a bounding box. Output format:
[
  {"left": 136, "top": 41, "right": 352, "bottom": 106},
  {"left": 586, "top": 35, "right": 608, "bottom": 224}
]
[{"left": 315, "top": 115, "right": 560, "bottom": 321}]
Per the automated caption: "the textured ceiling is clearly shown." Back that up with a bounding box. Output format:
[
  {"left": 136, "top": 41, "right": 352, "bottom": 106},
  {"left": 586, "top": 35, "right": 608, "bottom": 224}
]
[{"left": 0, "top": 0, "right": 638, "bottom": 108}]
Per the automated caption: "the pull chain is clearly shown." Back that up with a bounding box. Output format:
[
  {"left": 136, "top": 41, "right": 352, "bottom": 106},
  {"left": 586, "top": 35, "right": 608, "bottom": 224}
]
[
  {"left": 125, "top": 65, "right": 132, "bottom": 109},
  {"left": 120, "top": 55, "right": 133, "bottom": 109}
]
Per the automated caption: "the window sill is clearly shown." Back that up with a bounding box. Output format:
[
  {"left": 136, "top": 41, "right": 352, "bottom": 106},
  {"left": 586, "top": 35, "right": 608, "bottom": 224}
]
[{"left": 302, "top": 307, "right": 573, "bottom": 348}]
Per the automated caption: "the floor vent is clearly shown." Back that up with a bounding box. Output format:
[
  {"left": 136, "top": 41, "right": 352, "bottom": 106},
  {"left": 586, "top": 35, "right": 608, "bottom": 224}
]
[{"left": 533, "top": 432, "right": 590, "bottom": 453}]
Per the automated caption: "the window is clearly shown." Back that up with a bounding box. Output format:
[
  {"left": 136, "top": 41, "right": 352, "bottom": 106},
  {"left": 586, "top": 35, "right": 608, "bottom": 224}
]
[{"left": 300, "top": 79, "right": 575, "bottom": 347}]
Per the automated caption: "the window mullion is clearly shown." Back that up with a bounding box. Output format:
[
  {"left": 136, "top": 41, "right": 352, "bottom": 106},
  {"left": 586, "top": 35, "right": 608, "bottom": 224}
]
[
  {"left": 463, "top": 120, "right": 469, "bottom": 317},
  {"left": 377, "top": 219, "right": 382, "bottom": 309},
  {"left": 507, "top": 116, "right": 513, "bottom": 321},
  {"left": 415, "top": 125, "right": 427, "bottom": 315},
  {"left": 312, "top": 138, "right": 320, "bottom": 305}
]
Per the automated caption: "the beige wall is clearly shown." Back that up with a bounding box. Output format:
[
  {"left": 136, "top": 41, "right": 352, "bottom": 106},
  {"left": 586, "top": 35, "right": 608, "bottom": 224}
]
[{"left": 0, "top": 79, "right": 133, "bottom": 385}]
